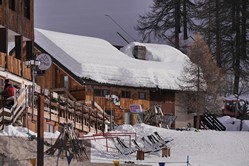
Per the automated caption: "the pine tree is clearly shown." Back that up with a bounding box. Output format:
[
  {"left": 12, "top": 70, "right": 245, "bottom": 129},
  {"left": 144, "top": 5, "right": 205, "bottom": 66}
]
[
  {"left": 136, "top": 0, "right": 195, "bottom": 49},
  {"left": 194, "top": 0, "right": 249, "bottom": 95}
]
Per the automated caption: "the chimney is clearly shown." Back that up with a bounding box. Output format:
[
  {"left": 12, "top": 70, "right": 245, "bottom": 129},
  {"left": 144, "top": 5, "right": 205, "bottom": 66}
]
[{"left": 133, "top": 45, "right": 146, "bottom": 60}]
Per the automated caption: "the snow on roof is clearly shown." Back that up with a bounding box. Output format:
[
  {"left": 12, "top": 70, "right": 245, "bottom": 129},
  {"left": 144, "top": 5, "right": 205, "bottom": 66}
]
[{"left": 35, "top": 28, "right": 189, "bottom": 90}]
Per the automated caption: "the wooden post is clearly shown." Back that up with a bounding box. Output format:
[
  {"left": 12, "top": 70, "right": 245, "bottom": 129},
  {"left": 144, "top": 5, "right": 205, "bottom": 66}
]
[
  {"left": 162, "top": 147, "right": 170, "bottom": 157},
  {"left": 88, "top": 109, "right": 91, "bottom": 132},
  {"left": 37, "top": 95, "right": 44, "bottom": 166},
  {"left": 58, "top": 95, "right": 60, "bottom": 124},
  {"left": 136, "top": 150, "right": 144, "bottom": 160},
  {"left": 95, "top": 110, "right": 98, "bottom": 134},
  {"left": 81, "top": 104, "right": 84, "bottom": 131}
]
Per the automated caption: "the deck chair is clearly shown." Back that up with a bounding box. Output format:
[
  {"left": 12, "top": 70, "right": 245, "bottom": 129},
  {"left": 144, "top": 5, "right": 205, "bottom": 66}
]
[
  {"left": 141, "top": 136, "right": 161, "bottom": 152},
  {"left": 147, "top": 134, "right": 165, "bottom": 148},
  {"left": 112, "top": 137, "right": 136, "bottom": 155},
  {"left": 154, "top": 131, "right": 174, "bottom": 145},
  {"left": 132, "top": 139, "right": 152, "bottom": 153}
]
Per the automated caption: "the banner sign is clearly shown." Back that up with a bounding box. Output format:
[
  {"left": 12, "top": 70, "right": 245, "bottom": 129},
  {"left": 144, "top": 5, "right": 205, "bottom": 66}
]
[
  {"left": 129, "top": 104, "right": 142, "bottom": 113},
  {"left": 36, "top": 53, "right": 52, "bottom": 70}
]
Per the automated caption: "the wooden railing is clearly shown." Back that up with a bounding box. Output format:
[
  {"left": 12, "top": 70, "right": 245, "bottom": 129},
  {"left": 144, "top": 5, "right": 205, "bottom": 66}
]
[
  {"left": 28, "top": 88, "right": 109, "bottom": 134},
  {"left": 0, "top": 53, "right": 31, "bottom": 79},
  {"left": 0, "top": 86, "right": 110, "bottom": 134},
  {"left": 0, "top": 87, "right": 27, "bottom": 129}
]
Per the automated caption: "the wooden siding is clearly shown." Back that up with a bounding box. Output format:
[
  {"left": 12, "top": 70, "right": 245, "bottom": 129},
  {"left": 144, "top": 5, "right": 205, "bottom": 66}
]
[
  {"left": 0, "top": 52, "right": 4, "bottom": 67},
  {"left": 35, "top": 63, "right": 84, "bottom": 100},
  {"left": 150, "top": 90, "right": 175, "bottom": 115},
  {"left": 0, "top": 51, "right": 31, "bottom": 80},
  {"left": 7, "top": 55, "right": 21, "bottom": 75},
  {"left": 85, "top": 85, "right": 150, "bottom": 111},
  {"left": 0, "top": 4, "right": 2, "bottom": 25},
  {"left": 0, "top": 0, "right": 34, "bottom": 40}
]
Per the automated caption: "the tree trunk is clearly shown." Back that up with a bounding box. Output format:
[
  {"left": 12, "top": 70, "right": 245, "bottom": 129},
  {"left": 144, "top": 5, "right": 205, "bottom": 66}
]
[
  {"left": 241, "top": 0, "right": 247, "bottom": 59},
  {"left": 174, "top": 0, "right": 180, "bottom": 49},
  {"left": 233, "top": 2, "right": 241, "bottom": 95},
  {"left": 215, "top": 0, "right": 221, "bottom": 67},
  {"left": 183, "top": 0, "right": 188, "bottom": 40}
]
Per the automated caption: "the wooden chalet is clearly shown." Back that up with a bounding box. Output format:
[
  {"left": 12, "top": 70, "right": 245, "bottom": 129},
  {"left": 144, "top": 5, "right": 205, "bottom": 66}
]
[
  {"left": 0, "top": 1, "right": 194, "bottom": 134},
  {"left": 32, "top": 29, "right": 195, "bottom": 130}
]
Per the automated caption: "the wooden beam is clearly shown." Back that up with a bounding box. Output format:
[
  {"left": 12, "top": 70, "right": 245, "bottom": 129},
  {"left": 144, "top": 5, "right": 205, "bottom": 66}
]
[
  {"left": 0, "top": 28, "right": 8, "bottom": 54},
  {"left": 15, "top": 35, "right": 23, "bottom": 60}
]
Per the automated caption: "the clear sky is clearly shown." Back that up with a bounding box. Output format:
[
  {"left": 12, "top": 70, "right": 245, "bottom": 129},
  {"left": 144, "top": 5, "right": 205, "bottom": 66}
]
[{"left": 34, "top": 0, "right": 153, "bottom": 46}]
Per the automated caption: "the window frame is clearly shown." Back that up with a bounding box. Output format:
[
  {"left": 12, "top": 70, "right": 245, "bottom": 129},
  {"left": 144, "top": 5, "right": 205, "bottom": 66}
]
[
  {"left": 121, "top": 91, "right": 131, "bottom": 99},
  {"left": 94, "top": 89, "right": 110, "bottom": 97},
  {"left": 138, "top": 91, "right": 146, "bottom": 100}
]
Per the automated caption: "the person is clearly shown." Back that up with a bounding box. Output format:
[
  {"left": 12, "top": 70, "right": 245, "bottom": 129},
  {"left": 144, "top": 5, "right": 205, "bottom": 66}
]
[{"left": 0, "top": 79, "right": 16, "bottom": 108}]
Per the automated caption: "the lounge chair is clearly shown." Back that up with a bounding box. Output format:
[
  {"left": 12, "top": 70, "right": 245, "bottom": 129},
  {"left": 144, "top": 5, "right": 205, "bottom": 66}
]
[
  {"left": 132, "top": 139, "right": 152, "bottom": 153},
  {"left": 112, "top": 137, "right": 136, "bottom": 155},
  {"left": 147, "top": 134, "right": 165, "bottom": 148},
  {"left": 141, "top": 136, "right": 161, "bottom": 152},
  {"left": 154, "top": 131, "right": 174, "bottom": 145}
]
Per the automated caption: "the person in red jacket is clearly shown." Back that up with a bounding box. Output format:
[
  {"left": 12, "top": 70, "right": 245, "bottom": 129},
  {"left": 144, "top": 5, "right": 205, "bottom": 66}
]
[{"left": 0, "top": 79, "right": 16, "bottom": 108}]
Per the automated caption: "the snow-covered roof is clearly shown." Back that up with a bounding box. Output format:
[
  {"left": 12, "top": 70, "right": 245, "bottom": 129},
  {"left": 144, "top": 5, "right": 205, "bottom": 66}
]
[{"left": 35, "top": 28, "right": 189, "bottom": 90}]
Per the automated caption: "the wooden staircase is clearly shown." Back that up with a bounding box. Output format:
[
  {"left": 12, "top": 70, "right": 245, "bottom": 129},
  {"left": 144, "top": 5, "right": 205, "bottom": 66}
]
[
  {"left": 0, "top": 86, "right": 111, "bottom": 134},
  {"left": 0, "top": 87, "right": 27, "bottom": 130}
]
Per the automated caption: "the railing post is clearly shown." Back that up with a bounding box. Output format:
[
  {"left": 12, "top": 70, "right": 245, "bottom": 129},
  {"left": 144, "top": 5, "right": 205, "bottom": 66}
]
[
  {"left": 49, "top": 91, "right": 52, "bottom": 121},
  {"left": 58, "top": 95, "right": 60, "bottom": 124},
  {"left": 74, "top": 101, "right": 76, "bottom": 127},
  {"left": 81, "top": 104, "right": 84, "bottom": 131},
  {"left": 95, "top": 110, "right": 98, "bottom": 134},
  {"left": 88, "top": 109, "right": 91, "bottom": 132}
]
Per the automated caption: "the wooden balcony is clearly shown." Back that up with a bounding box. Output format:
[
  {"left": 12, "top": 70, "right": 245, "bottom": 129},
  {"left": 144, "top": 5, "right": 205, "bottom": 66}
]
[{"left": 0, "top": 53, "right": 31, "bottom": 80}]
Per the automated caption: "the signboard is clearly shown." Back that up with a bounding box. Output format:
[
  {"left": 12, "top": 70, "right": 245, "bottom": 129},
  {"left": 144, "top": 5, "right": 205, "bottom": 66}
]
[
  {"left": 36, "top": 53, "right": 52, "bottom": 70},
  {"left": 129, "top": 104, "right": 143, "bottom": 113}
]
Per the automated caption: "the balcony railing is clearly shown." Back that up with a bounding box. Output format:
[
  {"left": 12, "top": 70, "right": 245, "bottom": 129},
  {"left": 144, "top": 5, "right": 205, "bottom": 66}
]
[{"left": 0, "top": 53, "right": 31, "bottom": 80}]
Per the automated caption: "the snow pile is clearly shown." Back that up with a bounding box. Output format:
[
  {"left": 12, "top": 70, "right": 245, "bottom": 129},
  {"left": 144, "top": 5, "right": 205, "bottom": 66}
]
[
  {"left": 0, "top": 125, "right": 60, "bottom": 138},
  {"left": 218, "top": 116, "right": 249, "bottom": 131},
  {"left": 218, "top": 116, "right": 241, "bottom": 131}
]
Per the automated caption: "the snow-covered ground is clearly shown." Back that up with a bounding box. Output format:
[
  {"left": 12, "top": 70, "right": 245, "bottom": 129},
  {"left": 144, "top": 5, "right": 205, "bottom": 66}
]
[
  {"left": 89, "top": 123, "right": 249, "bottom": 166},
  {"left": 1, "top": 116, "right": 249, "bottom": 166}
]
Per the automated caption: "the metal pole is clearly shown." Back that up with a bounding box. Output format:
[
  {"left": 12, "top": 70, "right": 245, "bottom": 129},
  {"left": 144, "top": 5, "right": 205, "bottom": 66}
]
[
  {"left": 187, "top": 155, "right": 189, "bottom": 166},
  {"left": 37, "top": 95, "right": 44, "bottom": 166},
  {"left": 31, "top": 65, "right": 35, "bottom": 122},
  {"left": 110, "top": 100, "right": 112, "bottom": 130}
]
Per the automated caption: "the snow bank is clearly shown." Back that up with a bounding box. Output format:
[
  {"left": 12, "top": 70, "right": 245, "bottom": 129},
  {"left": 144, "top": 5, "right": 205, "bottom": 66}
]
[
  {"left": 0, "top": 125, "right": 60, "bottom": 138},
  {"left": 218, "top": 116, "right": 249, "bottom": 131}
]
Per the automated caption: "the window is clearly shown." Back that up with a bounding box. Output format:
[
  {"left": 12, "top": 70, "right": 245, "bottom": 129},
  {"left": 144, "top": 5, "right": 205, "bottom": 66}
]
[
  {"left": 47, "top": 124, "right": 54, "bottom": 133},
  {"left": 63, "top": 76, "right": 69, "bottom": 89},
  {"left": 0, "top": 0, "right": 2, "bottom": 5},
  {"left": 94, "top": 89, "right": 110, "bottom": 97},
  {"left": 138, "top": 92, "right": 146, "bottom": 100},
  {"left": 121, "top": 91, "right": 131, "bottom": 98},
  {"left": 24, "top": 0, "right": 30, "bottom": 19},
  {"left": 9, "top": 0, "right": 15, "bottom": 11}
]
